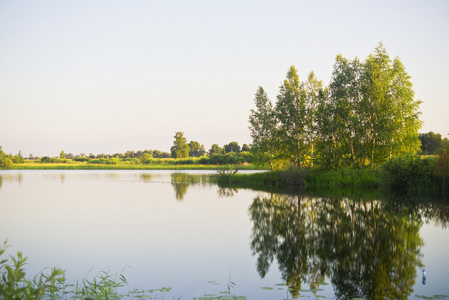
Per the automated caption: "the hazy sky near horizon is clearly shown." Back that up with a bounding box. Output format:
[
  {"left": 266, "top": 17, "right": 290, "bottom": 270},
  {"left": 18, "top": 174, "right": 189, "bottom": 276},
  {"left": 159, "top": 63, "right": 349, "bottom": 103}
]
[{"left": 1, "top": 0, "right": 448, "bottom": 157}]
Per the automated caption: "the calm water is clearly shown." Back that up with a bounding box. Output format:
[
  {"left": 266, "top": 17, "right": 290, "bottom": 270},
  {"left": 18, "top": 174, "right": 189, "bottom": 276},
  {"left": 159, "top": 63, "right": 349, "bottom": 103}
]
[{"left": 1, "top": 170, "right": 448, "bottom": 300}]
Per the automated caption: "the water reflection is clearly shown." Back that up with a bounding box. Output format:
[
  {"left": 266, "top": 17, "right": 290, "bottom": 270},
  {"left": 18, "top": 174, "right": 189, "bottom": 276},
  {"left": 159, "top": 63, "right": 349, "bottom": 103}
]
[
  {"left": 249, "top": 194, "right": 425, "bottom": 299},
  {"left": 139, "top": 173, "right": 153, "bottom": 182},
  {"left": 169, "top": 173, "right": 213, "bottom": 201},
  {"left": 0, "top": 173, "right": 23, "bottom": 188},
  {"left": 217, "top": 187, "right": 238, "bottom": 198}
]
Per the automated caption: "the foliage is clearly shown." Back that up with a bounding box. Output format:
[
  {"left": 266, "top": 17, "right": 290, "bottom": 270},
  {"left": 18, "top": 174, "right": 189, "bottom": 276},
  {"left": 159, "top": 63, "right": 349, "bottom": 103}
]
[
  {"left": 207, "top": 152, "right": 252, "bottom": 165},
  {"left": 208, "top": 144, "right": 223, "bottom": 155},
  {"left": 381, "top": 154, "right": 438, "bottom": 192},
  {"left": 435, "top": 150, "right": 449, "bottom": 191},
  {"left": 241, "top": 144, "right": 250, "bottom": 152},
  {"left": 0, "top": 240, "right": 65, "bottom": 299},
  {"left": 0, "top": 147, "right": 23, "bottom": 167},
  {"left": 170, "top": 131, "right": 190, "bottom": 159},
  {"left": 249, "top": 43, "right": 422, "bottom": 170},
  {"left": 40, "top": 157, "right": 51, "bottom": 163},
  {"left": 249, "top": 87, "right": 281, "bottom": 171},
  {"left": 188, "top": 141, "right": 206, "bottom": 157},
  {"left": 73, "top": 157, "right": 90, "bottom": 162},
  {"left": 275, "top": 66, "right": 309, "bottom": 167},
  {"left": 223, "top": 141, "right": 241, "bottom": 153},
  {"left": 419, "top": 131, "right": 449, "bottom": 154},
  {"left": 13, "top": 151, "right": 24, "bottom": 164},
  {"left": 152, "top": 150, "right": 171, "bottom": 158}
]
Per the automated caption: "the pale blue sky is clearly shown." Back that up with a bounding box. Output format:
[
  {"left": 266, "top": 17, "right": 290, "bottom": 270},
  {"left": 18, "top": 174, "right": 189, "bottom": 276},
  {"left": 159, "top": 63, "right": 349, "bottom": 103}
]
[{"left": 1, "top": 0, "right": 448, "bottom": 157}]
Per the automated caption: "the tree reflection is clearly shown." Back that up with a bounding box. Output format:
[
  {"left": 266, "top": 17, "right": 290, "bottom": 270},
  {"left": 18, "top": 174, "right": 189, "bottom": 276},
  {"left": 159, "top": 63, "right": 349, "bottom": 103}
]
[
  {"left": 169, "top": 173, "right": 212, "bottom": 201},
  {"left": 171, "top": 173, "right": 191, "bottom": 201},
  {"left": 249, "top": 194, "right": 424, "bottom": 299}
]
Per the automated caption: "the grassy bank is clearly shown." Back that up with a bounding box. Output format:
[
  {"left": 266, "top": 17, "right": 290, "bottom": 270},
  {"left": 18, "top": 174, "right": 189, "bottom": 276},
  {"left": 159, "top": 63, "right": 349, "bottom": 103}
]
[
  {"left": 215, "top": 168, "right": 380, "bottom": 190},
  {"left": 6, "top": 161, "right": 262, "bottom": 170},
  {"left": 214, "top": 153, "right": 449, "bottom": 195}
]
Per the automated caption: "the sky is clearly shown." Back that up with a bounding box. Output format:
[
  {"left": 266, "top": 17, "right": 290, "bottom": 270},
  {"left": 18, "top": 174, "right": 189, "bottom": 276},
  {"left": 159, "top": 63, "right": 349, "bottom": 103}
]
[{"left": 1, "top": 0, "right": 448, "bottom": 157}]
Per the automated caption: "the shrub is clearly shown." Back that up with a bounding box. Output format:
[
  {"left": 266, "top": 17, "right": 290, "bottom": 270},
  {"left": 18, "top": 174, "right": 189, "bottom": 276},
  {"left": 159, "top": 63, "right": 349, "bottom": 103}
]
[
  {"left": 435, "top": 149, "right": 449, "bottom": 191},
  {"left": 40, "top": 156, "right": 51, "bottom": 163},
  {"left": 73, "top": 157, "right": 90, "bottom": 162},
  {"left": 0, "top": 157, "right": 13, "bottom": 168},
  {"left": 381, "top": 154, "right": 437, "bottom": 191},
  {"left": 87, "top": 159, "right": 104, "bottom": 164}
]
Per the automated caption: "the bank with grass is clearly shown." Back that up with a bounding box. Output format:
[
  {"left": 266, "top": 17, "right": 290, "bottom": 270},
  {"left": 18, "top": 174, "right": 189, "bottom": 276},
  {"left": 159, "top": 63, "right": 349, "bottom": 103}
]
[{"left": 215, "top": 152, "right": 449, "bottom": 196}]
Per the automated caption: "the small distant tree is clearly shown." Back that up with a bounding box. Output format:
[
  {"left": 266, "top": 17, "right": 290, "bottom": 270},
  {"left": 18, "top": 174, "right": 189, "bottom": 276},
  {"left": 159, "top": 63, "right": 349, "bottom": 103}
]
[
  {"left": 41, "top": 156, "right": 51, "bottom": 163},
  {"left": 241, "top": 144, "right": 251, "bottom": 152},
  {"left": 140, "top": 152, "right": 153, "bottom": 162},
  {"left": 189, "top": 141, "right": 206, "bottom": 157},
  {"left": 153, "top": 150, "right": 171, "bottom": 158},
  {"left": 209, "top": 144, "right": 223, "bottom": 155},
  {"left": 419, "top": 132, "right": 443, "bottom": 154},
  {"left": 170, "top": 131, "right": 190, "bottom": 158},
  {"left": 14, "top": 150, "right": 24, "bottom": 164},
  {"left": 224, "top": 142, "right": 241, "bottom": 153},
  {"left": 60, "top": 151, "right": 66, "bottom": 159},
  {"left": 66, "top": 153, "right": 74, "bottom": 159}
]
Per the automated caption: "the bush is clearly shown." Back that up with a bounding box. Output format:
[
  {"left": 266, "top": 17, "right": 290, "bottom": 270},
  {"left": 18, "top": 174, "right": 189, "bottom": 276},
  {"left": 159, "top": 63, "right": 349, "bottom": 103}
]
[
  {"left": 74, "top": 157, "right": 90, "bottom": 162},
  {"left": 0, "top": 157, "right": 13, "bottom": 168},
  {"left": 40, "top": 156, "right": 51, "bottom": 163},
  {"left": 435, "top": 149, "right": 449, "bottom": 191},
  {"left": 381, "top": 154, "right": 437, "bottom": 192},
  {"left": 208, "top": 152, "right": 252, "bottom": 165},
  {"left": 87, "top": 159, "right": 105, "bottom": 164}
]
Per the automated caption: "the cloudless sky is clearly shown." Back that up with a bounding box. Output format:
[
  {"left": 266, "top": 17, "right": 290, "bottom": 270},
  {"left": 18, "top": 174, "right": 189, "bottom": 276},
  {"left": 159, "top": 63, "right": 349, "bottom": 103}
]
[{"left": 1, "top": 0, "right": 448, "bottom": 157}]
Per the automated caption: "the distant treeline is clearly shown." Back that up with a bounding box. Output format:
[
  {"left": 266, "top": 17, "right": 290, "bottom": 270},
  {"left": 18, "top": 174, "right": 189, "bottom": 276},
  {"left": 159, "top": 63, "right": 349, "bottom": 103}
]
[{"left": 419, "top": 131, "right": 449, "bottom": 155}]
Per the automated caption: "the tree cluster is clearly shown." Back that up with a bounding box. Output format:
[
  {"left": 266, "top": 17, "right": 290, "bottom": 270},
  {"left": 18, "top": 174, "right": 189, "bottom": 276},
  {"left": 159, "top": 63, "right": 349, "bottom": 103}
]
[
  {"left": 249, "top": 43, "right": 422, "bottom": 170},
  {"left": 419, "top": 131, "right": 449, "bottom": 155},
  {"left": 170, "top": 131, "right": 250, "bottom": 158},
  {"left": 0, "top": 146, "right": 24, "bottom": 167}
]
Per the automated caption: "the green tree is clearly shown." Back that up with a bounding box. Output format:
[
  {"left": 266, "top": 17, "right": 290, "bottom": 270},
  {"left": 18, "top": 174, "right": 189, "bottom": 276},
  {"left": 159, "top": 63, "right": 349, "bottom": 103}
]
[
  {"left": 140, "top": 152, "right": 153, "bottom": 162},
  {"left": 361, "top": 43, "right": 421, "bottom": 166},
  {"left": 13, "top": 151, "right": 25, "bottom": 164},
  {"left": 249, "top": 86, "right": 280, "bottom": 170},
  {"left": 188, "top": 141, "right": 206, "bottom": 157},
  {"left": 275, "top": 66, "right": 308, "bottom": 167},
  {"left": 419, "top": 131, "right": 443, "bottom": 154},
  {"left": 224, "top": 142, "right": 241, "bottom": 153},
  {"left": 153, "top": 150, "right": 170, "bottom": 158},
  {"left": 170, "top": 131, "right": 190, "bottom": 158},
  {"left": 317, "top": 43, "right": 422, "bottom": 168},
  {"left": 303, "top": 71, "right": 325, "bottom": 167},
  {"left": 208, "top": 144, "right": 223, "bottom": 155},
  {"left": 322, "top": 54, "right": 364, "bottom": 168},
  {"left": 0, "top": 147, "right": 13, "bottom": 168},
  {"left": 241, "top": 144, "right": 250, "bottom": 152},
  {"left": 59, "top": 151, "right": 66, "bottom": 159}
]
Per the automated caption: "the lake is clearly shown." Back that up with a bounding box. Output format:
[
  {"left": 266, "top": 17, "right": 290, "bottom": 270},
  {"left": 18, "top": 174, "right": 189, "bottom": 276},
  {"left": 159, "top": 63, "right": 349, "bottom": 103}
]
[{"left": 1, "top": 170, "right": 448, "bottom": 299}]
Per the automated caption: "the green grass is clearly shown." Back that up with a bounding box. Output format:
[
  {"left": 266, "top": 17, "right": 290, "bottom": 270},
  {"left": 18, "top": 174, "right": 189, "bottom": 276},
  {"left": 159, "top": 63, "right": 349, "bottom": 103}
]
[
  {"left": 213, "top": 167, "right": 380, "bottom": 191},
  {"left": 7, "top": 161, "right": 262, "bottom": 170}
]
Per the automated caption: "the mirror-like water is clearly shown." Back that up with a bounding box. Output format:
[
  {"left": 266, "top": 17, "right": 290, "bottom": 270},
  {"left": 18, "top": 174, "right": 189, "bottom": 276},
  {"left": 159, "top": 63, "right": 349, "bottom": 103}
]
[{"left": 1, "top": 170, "right": 448, "bottom": 299}]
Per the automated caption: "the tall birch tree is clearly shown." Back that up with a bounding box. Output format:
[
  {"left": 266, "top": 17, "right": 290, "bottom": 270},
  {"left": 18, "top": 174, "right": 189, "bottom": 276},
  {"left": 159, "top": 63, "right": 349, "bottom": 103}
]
[{"left": 249, "top": 87, "right": 279, "bottom": 170}]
